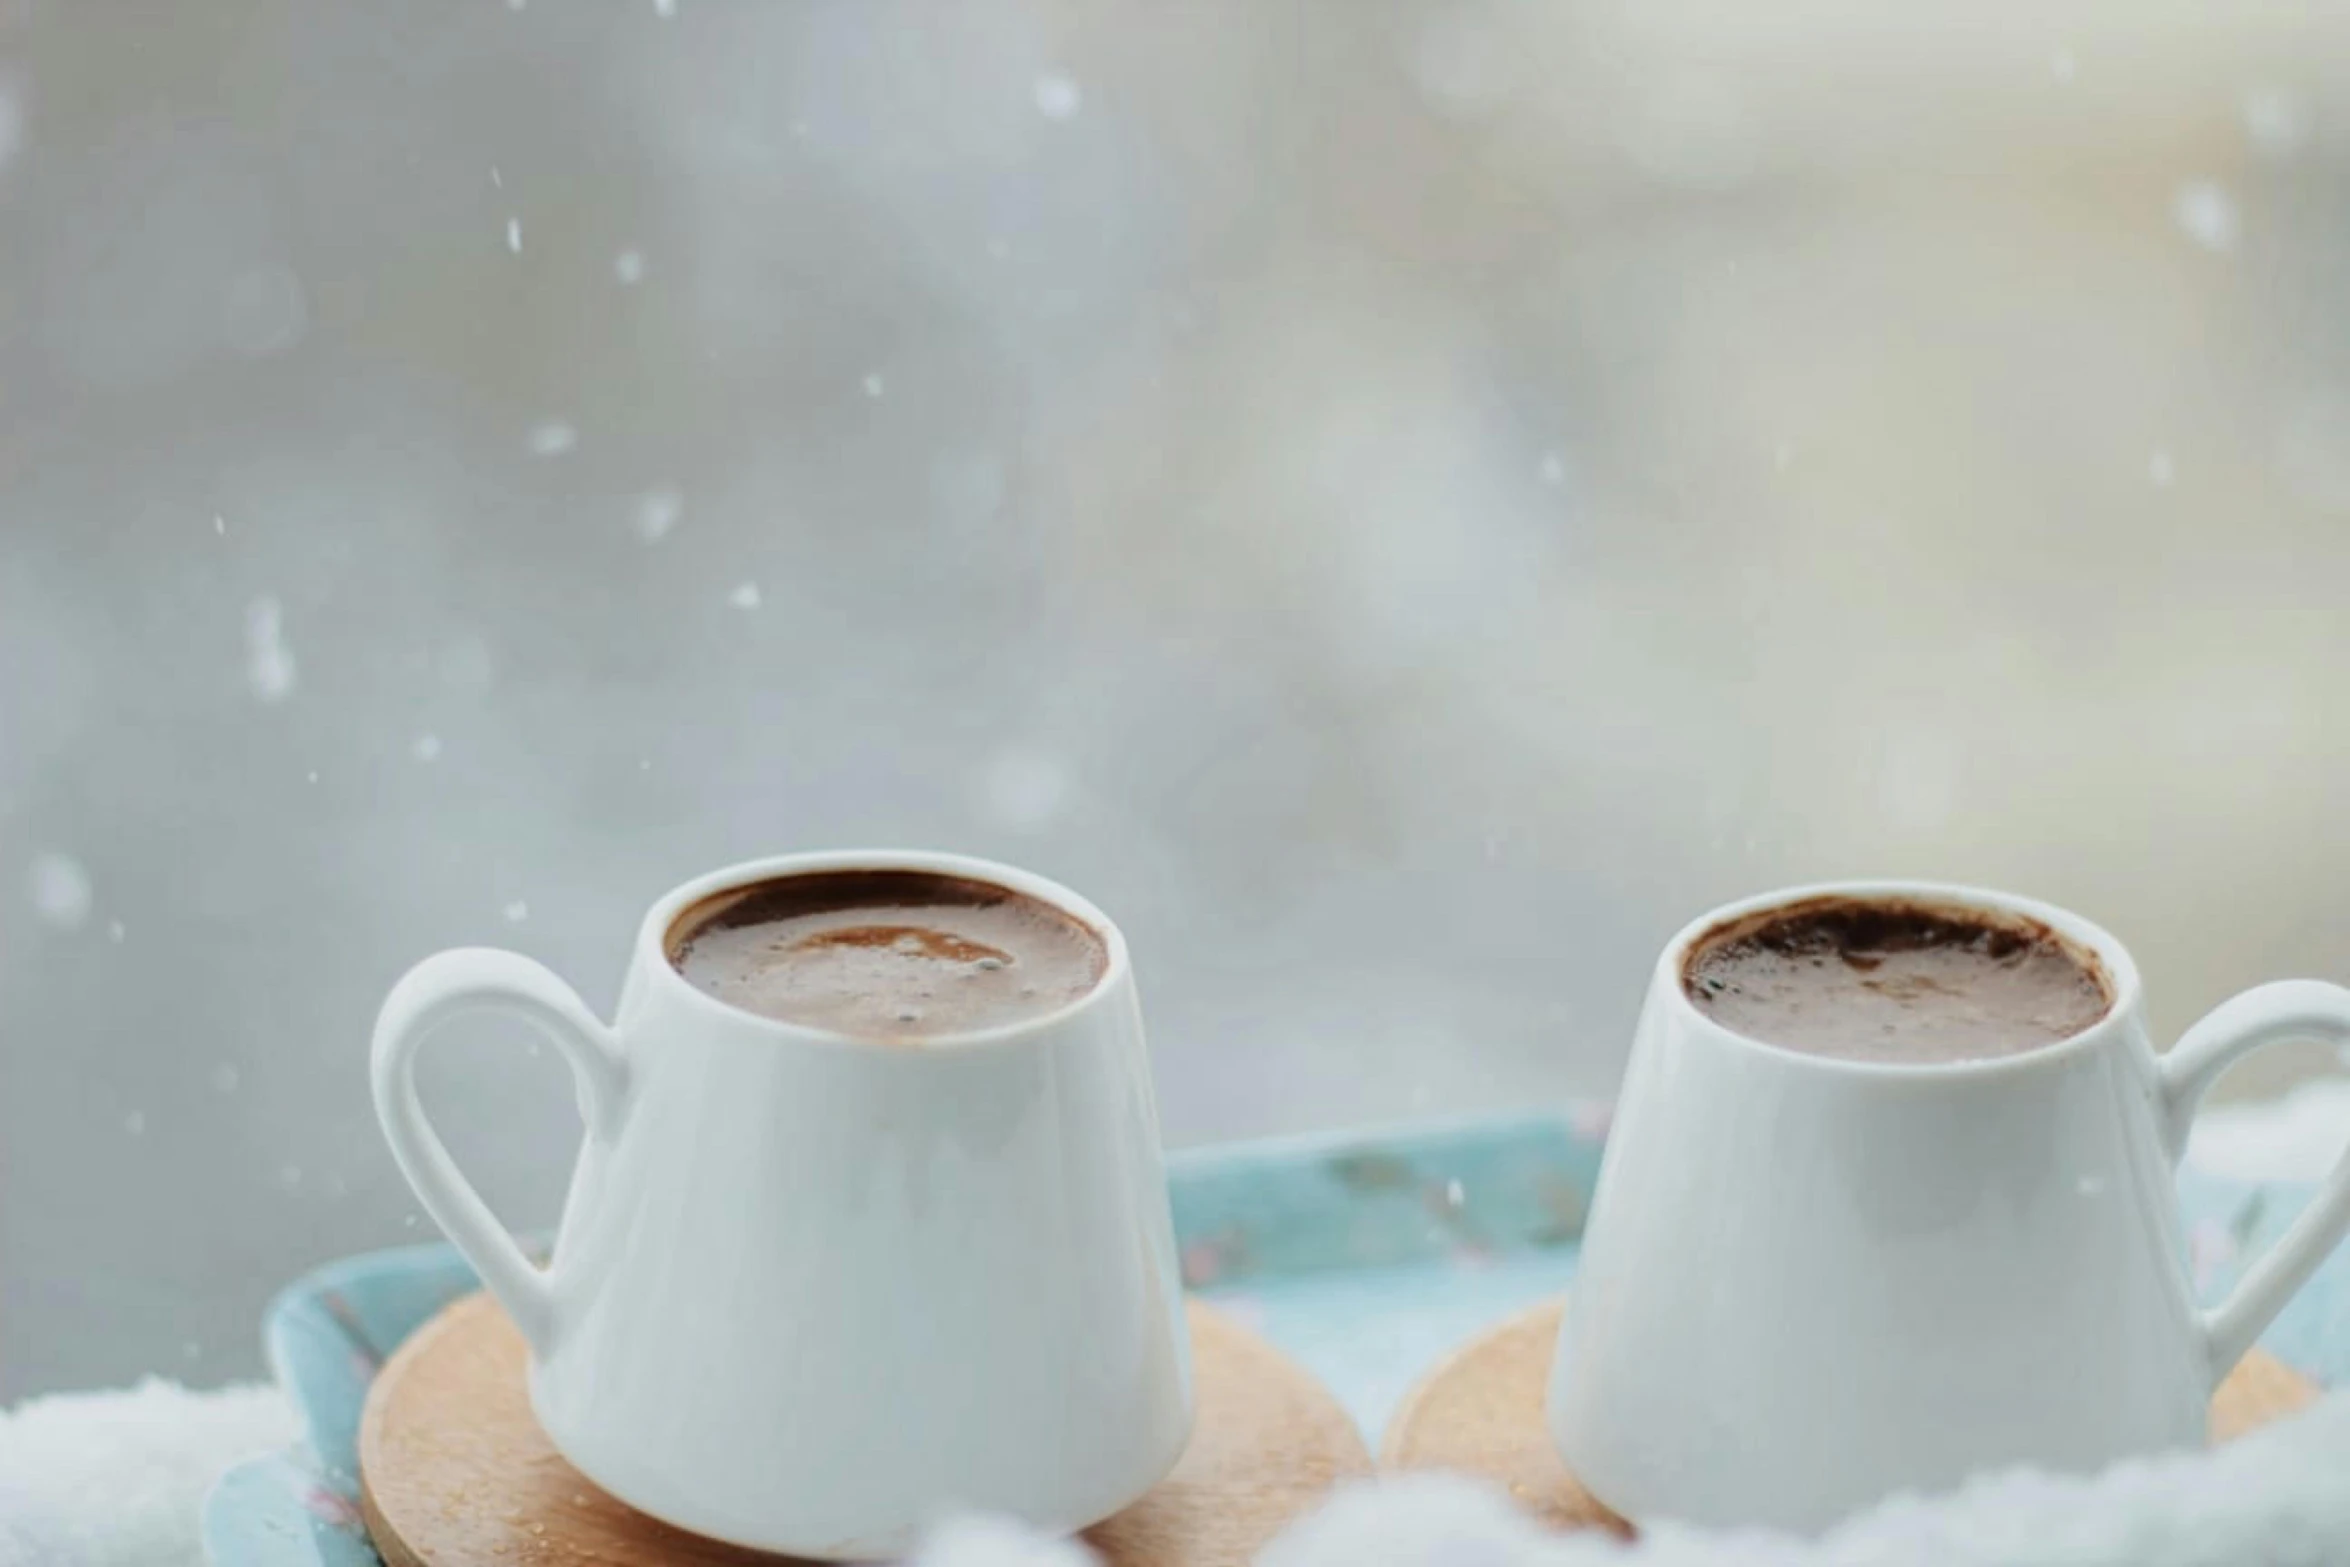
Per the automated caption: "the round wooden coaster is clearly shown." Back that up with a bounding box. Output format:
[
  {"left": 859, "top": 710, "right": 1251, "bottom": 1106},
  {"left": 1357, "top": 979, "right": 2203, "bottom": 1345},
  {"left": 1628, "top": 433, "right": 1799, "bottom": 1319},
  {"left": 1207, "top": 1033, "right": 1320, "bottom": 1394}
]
[
  {"left": 1379, "top": 1296, "right": 2319, "bottom": 1536},
  {"left": 360, "top": 1292, "right": 1368, "bottom": 1567}
]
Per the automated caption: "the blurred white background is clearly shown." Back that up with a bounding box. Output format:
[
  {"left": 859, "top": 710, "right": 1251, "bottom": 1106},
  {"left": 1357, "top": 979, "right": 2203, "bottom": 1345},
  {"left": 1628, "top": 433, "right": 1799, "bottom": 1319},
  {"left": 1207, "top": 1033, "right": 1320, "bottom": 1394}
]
[{"left": 4, "top": 1, "right": 2349, "bottom": 1397}]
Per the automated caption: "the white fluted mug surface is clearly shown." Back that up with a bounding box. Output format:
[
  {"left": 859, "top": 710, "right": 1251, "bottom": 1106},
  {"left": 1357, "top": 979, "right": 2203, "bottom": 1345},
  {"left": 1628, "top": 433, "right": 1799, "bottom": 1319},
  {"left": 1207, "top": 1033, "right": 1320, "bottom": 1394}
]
[
  {"left": 372, "top": 850, "right": 1194, "bottom": 1560},
  {"left": 1551, "top": 880, "right": 2350, "bottom": 1532}
]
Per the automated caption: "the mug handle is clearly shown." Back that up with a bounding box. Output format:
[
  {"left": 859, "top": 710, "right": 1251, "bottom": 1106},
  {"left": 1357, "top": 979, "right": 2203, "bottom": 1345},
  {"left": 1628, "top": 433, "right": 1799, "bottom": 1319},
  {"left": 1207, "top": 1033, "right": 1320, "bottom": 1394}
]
[
  {"left": 370, "top": 948, "right": 629, "bottom": 1355},
  {"left": 2159, "top": 979, "right": 2350, "bottom": 1378}
]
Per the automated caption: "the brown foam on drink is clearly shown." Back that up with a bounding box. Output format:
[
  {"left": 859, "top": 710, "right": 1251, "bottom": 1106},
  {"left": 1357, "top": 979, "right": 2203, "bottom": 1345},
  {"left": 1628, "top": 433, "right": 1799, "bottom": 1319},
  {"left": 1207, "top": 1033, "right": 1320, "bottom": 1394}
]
[
  {"left": 667, "top": 869, "right": 1108, "bottom": 1041},
  {"left": 1682, "top": 896, "right": 2112, "bottom": 1064}
]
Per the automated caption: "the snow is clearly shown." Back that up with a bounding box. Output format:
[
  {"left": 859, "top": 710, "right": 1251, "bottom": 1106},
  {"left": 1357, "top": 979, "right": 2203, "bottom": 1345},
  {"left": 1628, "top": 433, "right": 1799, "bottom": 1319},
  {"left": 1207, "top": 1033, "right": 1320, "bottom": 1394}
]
[
  {"left": 26, "top": 850, "right": 94, "bottom": 930},
  {"left": 613, "top": 249, "right": 646, "bottom": 285},
  {"left": 913, "top": 1516, "right": 1097, "bottom": 1567},
  {"left": 412, "top": 732, "right": 443, "bottom": 763},
  {"left": 502, "top": 899, "right": 530, "bottom": 923},
  {"left": 505, "top": 216, "right": 523, "bottom": 254},
  {"left": 242, "top": 596, "right": 297, "bottom": 704},
  {"left": 862, "top": 371, "right": 886, "bottom": 398},
  {"left": 633, "top": 487, "right": 683, "bottom": 542},
  {"left": 526, "top": 420, "right": 578, "bottom": 457},
  {"left": 913, "top": 1408, "right": 2350, "bottom": 1564},
  {"left": 0, "top": 1378, "right": 293, "bottom": 1567},
  {"left": 728, "top": 580, "right": 762, "bottom": 610},
  {"left": 1262, "top": 1473, "right": 1554, "bottom": 1567},
  {"left": 2149, "top": 450, "right": 2176, "bottom": 487},
  {"left": 1034, "top": 72, "right": 1082, "bottom": 121},
  {"left": 2173, "top": 181, "right": 2240, "bottom": 254}
]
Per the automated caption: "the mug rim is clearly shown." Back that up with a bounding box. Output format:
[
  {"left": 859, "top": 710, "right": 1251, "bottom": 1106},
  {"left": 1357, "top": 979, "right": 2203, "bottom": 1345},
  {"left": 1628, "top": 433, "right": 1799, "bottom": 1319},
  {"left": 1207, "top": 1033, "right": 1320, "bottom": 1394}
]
[
  {"left": 635, "top": 848, "right": 1132, "bottom": 1052},
  {"left": 1658, "top": 879, "right": 2146, "bottom": 1079}
]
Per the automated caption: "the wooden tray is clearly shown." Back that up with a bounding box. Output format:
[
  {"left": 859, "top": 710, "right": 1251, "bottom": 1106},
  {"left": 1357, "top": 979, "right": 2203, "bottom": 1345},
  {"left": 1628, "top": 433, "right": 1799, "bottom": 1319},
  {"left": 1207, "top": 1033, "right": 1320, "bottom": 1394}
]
[{"left": 206, "top": 1112, "right": 2350, "bottom": 1565}]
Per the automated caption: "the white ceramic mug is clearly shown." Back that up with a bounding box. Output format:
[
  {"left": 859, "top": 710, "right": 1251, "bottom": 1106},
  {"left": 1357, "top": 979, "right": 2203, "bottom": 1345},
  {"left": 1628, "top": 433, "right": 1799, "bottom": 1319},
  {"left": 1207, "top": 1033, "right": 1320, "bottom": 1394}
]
[
  {"left": 1550, "top": 881, "right": 2350, "bottom": 1532},
  {"left": 371, "top": 851, "right": 1194, "bottom": 1559}
]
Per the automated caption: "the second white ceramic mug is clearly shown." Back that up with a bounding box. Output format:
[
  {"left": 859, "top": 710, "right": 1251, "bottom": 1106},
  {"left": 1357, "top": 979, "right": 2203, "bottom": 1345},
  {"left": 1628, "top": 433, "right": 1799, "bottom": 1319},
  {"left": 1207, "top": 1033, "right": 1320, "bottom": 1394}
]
[
  {"left": 371, "top": 850, "right": 1195, "bottom": 1559},
  {"left": 1550, "top": 881, "right": 2350, "bottom": 1531}
]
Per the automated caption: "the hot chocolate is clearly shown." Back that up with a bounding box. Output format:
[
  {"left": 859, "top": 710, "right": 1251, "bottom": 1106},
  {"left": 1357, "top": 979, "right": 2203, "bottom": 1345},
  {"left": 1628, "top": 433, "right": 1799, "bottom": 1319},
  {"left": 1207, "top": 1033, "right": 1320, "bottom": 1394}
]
[
  {"left": 669, "top": 869, "right": 1107, "bottom": 1040},
  {"left": 1682, "top": 896, "right": 2111, "bottom": 1064}
]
